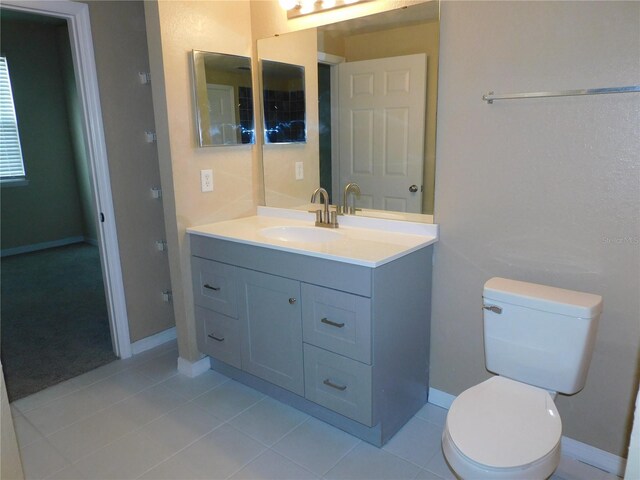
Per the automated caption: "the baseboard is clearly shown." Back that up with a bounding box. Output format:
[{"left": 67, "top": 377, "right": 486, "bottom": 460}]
[
  {"left": 177, "top": 356, "right": 210, "bottom": 378},
  {"left": 1, "top": 236, "right": 85, "bottom": 257},
  {"left": 561, "top": 436, "right": 626, "bottom": 477},
  {"left": 428, "top": 387, "right": 626, "bottom": 476},
  {"left": 428, "top": 387, "right": 456, "bottom": 409},
  {"left": 130, "top": 327, "right": 176, "bottom": 355}
]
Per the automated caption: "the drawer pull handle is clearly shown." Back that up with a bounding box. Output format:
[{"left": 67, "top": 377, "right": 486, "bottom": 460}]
[
  {"left": 323, "top": 379, "right": 347, "bottom": 391},
  {"left": 204, "top": 284, "right": 221, "bottom": 291},
  {"left": 483, "top": 305, "right": 502, "bottom": 314},
  {"left": 321, "top": 317, "right": 345, "bottom": 328},
  {"left": 208, "top": 333, "right": 225, "bottom": 342}
]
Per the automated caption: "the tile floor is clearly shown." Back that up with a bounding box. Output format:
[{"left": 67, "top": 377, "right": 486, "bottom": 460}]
[{"left": 10, "top": 341, "right": 619, "bottom": 480}]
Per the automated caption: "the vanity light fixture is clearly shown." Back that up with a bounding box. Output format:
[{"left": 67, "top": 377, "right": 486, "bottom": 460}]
[{"left": 280, "top": 0, "right": 370, "bottom": 19}]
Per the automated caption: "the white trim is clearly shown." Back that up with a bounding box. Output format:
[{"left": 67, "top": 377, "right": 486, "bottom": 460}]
[
  {"left": 317, "top": 51, "right": 345, "bottom": 65},
  {"left": 428, "top": 387, "right": 626, "bottom": 476},
  {"left": 177, "top": 356, "right": 210, "bottom": 378},
  {"left": 1, "top": 1, "right": 132, "bottom": 359},
  {"left": 1, "top": 236, "right": 84, "bottom": 257},
  {"left": 561, "top": 436, "right": 626, "bottom": 477},
  {"left": 428, "top": 387, "right": 456, "bottom": 409},
  {"left": 130, "top": 327, "right": 177, "bottom": 355}
]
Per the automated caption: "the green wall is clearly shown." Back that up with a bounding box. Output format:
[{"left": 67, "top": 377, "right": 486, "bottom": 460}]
[{"left": 0, "top": 16, "right": 87, "bottom": 250}]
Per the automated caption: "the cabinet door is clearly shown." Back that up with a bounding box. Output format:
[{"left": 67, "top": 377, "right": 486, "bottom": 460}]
[{"left": 239, "top": 269, "right": 304, "bottom": 395}]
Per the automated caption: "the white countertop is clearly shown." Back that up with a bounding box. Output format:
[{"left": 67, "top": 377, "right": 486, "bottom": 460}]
[{"left": 187, "top": 207, "right": 438, "bottom": 267}]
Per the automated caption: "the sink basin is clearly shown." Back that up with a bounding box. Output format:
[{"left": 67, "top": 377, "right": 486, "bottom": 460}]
[{"left": 260, "top": 226, "right": 343, "bottom": 243}]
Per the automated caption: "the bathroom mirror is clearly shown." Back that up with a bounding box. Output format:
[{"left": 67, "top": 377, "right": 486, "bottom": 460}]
[
  {"left": 258, "top": 2, "right": 439, "bottom": 220},
  {"left": 191, "top": 50, "right": 255, "bottom": 147},
  {"left": 261, "top": 60, "right": 306, "bottom": 144}
]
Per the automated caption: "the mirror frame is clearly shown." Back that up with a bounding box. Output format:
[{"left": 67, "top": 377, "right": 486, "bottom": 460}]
[
  {"left": 191, "top": 49, "right": 255, "bottom": 147},
  {"left": 260, "top": 59, "right": 307, "bottom": 145},
  {"left": 256, "top": 3, "right": 439, "bottom": 222}
]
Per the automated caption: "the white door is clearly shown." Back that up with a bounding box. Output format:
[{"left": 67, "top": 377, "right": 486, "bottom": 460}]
[
  {"left": 338, "top": 54, "right": 426, "bottom": 213},
  {"left": 207, "top": 84, "right": 237, "bottom": 145}
]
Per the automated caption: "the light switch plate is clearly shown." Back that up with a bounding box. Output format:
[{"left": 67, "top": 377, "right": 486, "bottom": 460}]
[{"left": 295, "top": 161, "right": 304, "bottom": 180}]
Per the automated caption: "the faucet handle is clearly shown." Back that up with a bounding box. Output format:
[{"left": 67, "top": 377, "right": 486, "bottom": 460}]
[{"left": 330, "top": 210, "right": 339, "bottom": 227}]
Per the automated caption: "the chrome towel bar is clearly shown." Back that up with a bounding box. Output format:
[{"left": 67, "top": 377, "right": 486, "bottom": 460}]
[{"left": 483, "top": 85, "right": 640, "bottom": 104}]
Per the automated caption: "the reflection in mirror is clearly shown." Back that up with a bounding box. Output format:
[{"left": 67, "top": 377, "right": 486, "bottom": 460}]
[
  {"left": 259, "top": 2, "right": 439, "bottom": 221},
  {"left": 261, "top": 60, "right": 306, "bottom": 144},
  {"left": 191, "top": 50, "right": 255, "bottom": 147}
]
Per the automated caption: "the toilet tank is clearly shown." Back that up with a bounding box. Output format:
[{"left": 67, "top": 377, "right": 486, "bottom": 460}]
[{"left": 483, "top": 277, "right": 602, "bottom": 394}]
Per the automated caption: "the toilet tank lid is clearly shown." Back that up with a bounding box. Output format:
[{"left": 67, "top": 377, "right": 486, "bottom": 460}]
[{"left": 484, "top": 277, "right": 603, "bottom": 319}]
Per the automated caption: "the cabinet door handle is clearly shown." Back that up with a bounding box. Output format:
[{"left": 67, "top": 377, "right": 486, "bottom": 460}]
[
  {"left": 204, "top": 284, "right": 221, "bottom": 291},
  {"left": 321, "top": 317, "right": 345, "bottom": 328},
  {"left": 289, "top": 298, "right": 297, "bottom": 304},
  {"left": 323, "top": 379, "right": 347, "bottom": 391},
  {"left": 207, "top": 333, "right": 225, "bottom": 342}
]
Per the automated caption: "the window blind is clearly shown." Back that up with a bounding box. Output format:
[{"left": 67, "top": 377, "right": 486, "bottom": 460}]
[{"left": 0, "top": 56, "right": 26, "bottom": 179}]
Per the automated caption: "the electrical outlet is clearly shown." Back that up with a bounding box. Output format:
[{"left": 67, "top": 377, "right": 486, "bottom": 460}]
[
  {"left": 201, "top": 169, "right": 213, "bottom": 192},
  {"left": 295, "top": 161, "right": 304, "bottom": 180}
]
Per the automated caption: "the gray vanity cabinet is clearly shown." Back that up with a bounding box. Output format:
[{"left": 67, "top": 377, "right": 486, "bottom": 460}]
[{"left": 190, "top": 233, "right": 433, "bottom": 447}]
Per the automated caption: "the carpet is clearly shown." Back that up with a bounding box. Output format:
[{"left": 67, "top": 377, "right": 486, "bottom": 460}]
[{"left": 1, "top": 242, "right": 116, "bottom": 401}]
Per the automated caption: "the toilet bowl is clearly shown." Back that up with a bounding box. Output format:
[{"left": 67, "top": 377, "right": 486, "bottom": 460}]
[{"left": 442, "top": 376, "right": 562, "bottom": 479}]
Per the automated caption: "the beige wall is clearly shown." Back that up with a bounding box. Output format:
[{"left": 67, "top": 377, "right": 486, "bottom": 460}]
[
  {"left": 432, "top": 1, "right": 640, "bottom": 457},
  {"left": 86, "top": 0, "right": 175, "bottom": 342},
  {"left": 341, "top": 21, "right": 439, "bottom": 214},
  {"left": 145, "top": 0, "right": 257, "bottom": 362}
]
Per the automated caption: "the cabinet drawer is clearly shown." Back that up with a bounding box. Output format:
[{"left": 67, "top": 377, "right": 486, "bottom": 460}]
[
  {"left": 302, "top": 284, "right": 371, "bottom": 364},
  {"left": 192, "top": 257, "right": 238, "bottom": 318},
  {"left": 303, "top": 344, "right": 372, "bottom": 426},
  {"left": 195, "top": 306, "right": 241, "bottom": 369}
]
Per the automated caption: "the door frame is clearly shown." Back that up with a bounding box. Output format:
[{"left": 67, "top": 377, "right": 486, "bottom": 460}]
[
  {"left": 317, "top": 52, "right": 344, "bottom": 205},
  {"left": 2, "top": 0, "right": 132, "bottom": 358}
]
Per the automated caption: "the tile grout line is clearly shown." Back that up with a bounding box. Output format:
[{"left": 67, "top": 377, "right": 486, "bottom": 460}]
[
  {"left": 23, "top": 357, "right": 196, "bottom": 443},
  {"left": 320, "top": 436, "right": 363, "bottom": 477},
  {"left": 134, "top": 379, "right": 273, "bottom": 480}
]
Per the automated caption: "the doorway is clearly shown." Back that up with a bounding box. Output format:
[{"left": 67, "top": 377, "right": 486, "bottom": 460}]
[
  {"left": 0, "top": 1, "right": 130, "bottom": 399},
  {"left": 319, "top": 54, "right": 426, "bottom": 213}
]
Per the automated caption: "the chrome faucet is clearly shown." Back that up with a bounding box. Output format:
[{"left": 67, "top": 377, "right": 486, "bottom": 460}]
[
  {"left": 342, "top": 182, "right": 361, "bottom": 215},
  {"left": 310, "top": 187, "right": 338, "bottom": 228}
]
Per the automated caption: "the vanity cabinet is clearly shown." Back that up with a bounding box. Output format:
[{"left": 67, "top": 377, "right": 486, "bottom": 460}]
[{"left": 190, "top": 233, "right": 433, "bottom": 446}]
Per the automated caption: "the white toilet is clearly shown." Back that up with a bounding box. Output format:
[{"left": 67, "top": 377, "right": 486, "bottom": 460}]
[{"left": 441, "top": 277, "right": 602, "bottom": 479}]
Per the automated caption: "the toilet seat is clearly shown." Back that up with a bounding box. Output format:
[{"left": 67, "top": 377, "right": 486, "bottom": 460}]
[{"left": 442, "top": 376, "right": 562, "bottom": 479}]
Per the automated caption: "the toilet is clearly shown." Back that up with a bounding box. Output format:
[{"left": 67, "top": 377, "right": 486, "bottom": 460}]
[{"left": 441, "top": 277, "right": 603, "bottom": 479}]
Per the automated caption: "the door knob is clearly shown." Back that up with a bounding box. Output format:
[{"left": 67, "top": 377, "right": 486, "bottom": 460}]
[
  {"left": 289, "top": 298, "right": 297, "bottom": 304},
  {"left": 409, "top": 185, "right": 419, "bottom": 193}
]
